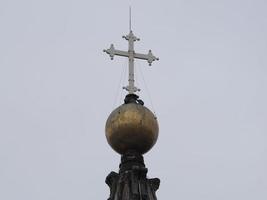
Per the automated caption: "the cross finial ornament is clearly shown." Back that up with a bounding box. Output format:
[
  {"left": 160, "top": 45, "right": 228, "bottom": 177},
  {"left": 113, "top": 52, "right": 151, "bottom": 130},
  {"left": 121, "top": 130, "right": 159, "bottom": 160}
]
[{"left": 103, "top": 30, "right": 159, "bottom": 94}]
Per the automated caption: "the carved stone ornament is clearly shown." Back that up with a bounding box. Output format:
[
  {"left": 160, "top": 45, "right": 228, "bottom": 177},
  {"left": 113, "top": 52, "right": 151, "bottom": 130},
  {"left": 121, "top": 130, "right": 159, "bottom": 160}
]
[{"left": 106, "top": 151, "right": 160, "bottom": 200}]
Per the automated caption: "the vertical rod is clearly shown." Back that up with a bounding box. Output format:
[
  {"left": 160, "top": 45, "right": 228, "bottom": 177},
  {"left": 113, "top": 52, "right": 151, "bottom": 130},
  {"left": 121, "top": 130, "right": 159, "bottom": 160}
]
[
  {"left": 129, "top": 6, "right": 132, "bottom": 31},
  {"left": 128, "top": 32, "right": 134, "bottom": 94}
]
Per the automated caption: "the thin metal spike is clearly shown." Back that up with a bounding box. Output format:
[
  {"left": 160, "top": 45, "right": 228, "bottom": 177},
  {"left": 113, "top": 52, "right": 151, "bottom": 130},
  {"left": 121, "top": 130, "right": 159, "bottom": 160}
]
[{"left": 129, "top": 6, "right": 132, "bottom": 31}]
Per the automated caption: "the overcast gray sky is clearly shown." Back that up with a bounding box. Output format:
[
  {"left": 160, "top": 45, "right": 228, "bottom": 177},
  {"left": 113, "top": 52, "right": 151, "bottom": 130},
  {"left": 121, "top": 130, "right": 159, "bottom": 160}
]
[{"left": 0, "top": 0, "right": 267, "bottom": 199}]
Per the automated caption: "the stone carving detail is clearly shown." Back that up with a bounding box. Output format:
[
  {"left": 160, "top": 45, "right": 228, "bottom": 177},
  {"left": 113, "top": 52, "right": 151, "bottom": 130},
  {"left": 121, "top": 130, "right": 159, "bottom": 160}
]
[{"left": 106, "top": 151, "right": 160, "bottom": 200}]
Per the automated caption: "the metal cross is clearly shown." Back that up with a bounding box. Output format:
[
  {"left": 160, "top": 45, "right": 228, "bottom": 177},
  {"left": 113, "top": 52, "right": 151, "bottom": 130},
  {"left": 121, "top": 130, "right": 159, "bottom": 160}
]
[{"left": 103, "top": 30, "right": 159, "bottom": 94}]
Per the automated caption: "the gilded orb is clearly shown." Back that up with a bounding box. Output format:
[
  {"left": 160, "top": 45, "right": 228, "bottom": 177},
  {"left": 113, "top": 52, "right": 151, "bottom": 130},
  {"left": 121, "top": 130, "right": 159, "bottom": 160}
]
[{"left": 105, "top": 102, "right": 159, "bottom": 155}]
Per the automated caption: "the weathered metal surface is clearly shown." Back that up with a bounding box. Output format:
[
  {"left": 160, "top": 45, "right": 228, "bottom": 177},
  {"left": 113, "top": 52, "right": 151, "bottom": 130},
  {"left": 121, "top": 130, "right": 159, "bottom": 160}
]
[{"left": 105, "top": 103, "right": 158, "bottom": 155}]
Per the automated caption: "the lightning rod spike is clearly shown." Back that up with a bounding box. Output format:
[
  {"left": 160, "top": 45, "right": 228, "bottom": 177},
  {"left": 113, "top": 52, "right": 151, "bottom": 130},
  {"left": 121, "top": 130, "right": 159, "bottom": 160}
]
[{"left": 129, "top": 6, "right": 132, "bottom": 31}]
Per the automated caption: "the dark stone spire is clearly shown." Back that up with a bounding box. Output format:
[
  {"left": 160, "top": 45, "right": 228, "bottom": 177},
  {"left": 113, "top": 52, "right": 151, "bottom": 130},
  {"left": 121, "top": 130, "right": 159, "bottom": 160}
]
[{"left": 106, "top": 151, "right": 160, "bottom": 200}]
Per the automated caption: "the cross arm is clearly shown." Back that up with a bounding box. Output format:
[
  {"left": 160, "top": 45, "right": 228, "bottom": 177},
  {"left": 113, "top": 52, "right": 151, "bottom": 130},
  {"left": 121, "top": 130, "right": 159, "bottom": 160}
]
[
  {"left": 103, "top": 44, "right": 129, "bottom": 60},
  {"left": 134, "top": 50, "right": 159, "bottom": 66}
]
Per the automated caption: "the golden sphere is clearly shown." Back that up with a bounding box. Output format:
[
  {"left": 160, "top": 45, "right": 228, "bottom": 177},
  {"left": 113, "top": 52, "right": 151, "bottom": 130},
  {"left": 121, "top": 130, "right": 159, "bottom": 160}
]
[{"left": 105, "top": 103, "right": 159, "bottom": 155}]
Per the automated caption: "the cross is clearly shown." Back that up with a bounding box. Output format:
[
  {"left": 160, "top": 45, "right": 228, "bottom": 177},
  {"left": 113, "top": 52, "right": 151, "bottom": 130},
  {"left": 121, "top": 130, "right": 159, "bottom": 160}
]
[{"left": 103, "top": 30, "right": 159, "bottom": 94}]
